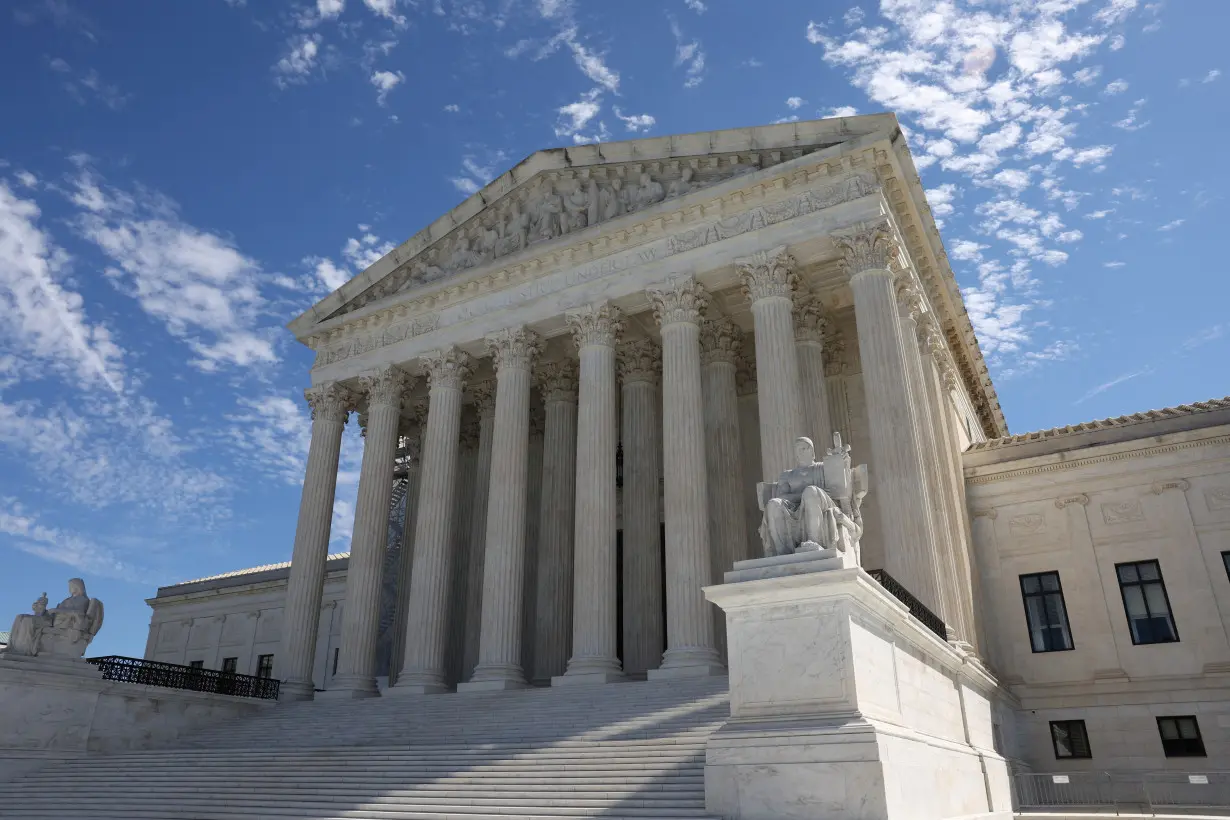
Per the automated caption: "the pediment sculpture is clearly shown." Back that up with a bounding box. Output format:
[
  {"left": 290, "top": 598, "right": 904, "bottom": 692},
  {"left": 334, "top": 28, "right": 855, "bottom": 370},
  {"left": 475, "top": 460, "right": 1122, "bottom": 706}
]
[
  {"left": 757, "top": 434, "right": 869, "bottom": 564},
  {"left": 3, "top": 578, "right": 104, "bottom": 660}
]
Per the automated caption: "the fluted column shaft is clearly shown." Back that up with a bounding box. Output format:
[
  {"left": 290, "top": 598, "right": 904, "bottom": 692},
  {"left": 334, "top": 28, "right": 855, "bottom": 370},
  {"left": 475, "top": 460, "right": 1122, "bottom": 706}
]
[
  {"left": 556, "top": 303, "right": 624, "bottom": 685},
  {"left": 700, "top": 318, "right": 746, "bottom": 663},
  {"left": 649, "top": 279, "right": 723, "bottom": 679},
  {"left": 279, "top": 384, "right": 354, "bottom": 701},
  {"left": 533, "top": 362, "right": 578, "bottom": 684},
  {"left": 794, "top": 295, "right": 835, "bottom": 449},
  {"left": 618, "top": 339, "right": 664, "bottom": 678},
  {"left": 521, "top": 412, "right": 544, "bottom": 677},
  {"left": 462, "top": 384, "right": 496, "bottom": 680},
  {"left": 463, "top": 328, "right": 541, "bottom": 690},
  {"left": 388, "top": 430, "right": 422, "bottom": 689},
  {"left": 327, "top": 367, "right": 409, "bottom": 698},
  {"left": 839, "top": 225, "right": 942, "bottom": 614},
  {"left": 737, "top": 246, "right": 805, "bottom": 481},
  {"left": 446, "top": 419, "right": 479, "bottom": 686},
  {"left": 390, "top": 348, "right": 472, "bottom": 695}
]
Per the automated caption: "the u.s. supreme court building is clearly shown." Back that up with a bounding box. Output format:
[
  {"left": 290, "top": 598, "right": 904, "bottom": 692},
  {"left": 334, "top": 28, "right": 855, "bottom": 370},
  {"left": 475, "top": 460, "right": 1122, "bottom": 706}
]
[{"left": 135, "top": 115, "right": 1230, "bottom": 816}]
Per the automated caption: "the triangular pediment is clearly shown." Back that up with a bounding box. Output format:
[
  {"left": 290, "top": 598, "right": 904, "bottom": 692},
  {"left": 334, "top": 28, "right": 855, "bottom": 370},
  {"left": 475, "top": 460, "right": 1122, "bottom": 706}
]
[{"left": 287, "top": 115, "right": 898, "bottom": 337}]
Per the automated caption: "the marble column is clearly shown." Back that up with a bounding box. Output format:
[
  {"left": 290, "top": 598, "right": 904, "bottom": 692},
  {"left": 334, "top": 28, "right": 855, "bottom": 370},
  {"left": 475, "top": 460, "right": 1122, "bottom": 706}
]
[
  {"left": 700, "top": 316, "right": 746, "bottom": 662},
  {"left": 533, "top": 360, "right": 578, "bottom": 684},
  {"left": 521, "top": 406, "right": 545, "bottom": 678},
  {"left": 837, "top": 223, "right": 942, "bottom": 615},
  {"left": 326, "top": 366, "right": 411, "bottom": 698},
  {"left": 278, "top": 383, "right": 355, "bottom": 701},
  {"left": 389, "top": 347, "right": 472, "bottom": 695},
  {"left": 462, "top": 381, "right": 496, "bottom": 681},
  {"left": 648, "top": 278, "right": 724, "bottom": 679},
  {"left": 387, "top": 425, "right": 423, "bottom": 689},
  {"left": 446, "top": 414, "right": 480, "bottom": 686},
  {"left": 794, "top": 293, "right": 835, "bottom": 450},
  {"left": 463, "top": 328, "right": 542, "bottom": 691},
  {"left": 736, "top": 246, "right": 806, "bottom": 481},
  {"left": 555, "top": 303, "right": 625, "bottom": 685},
  {"left": 618, "top": 338, "right": 664, "bottom": 678},
  {"left": 823, "top": 329, "right": 851, "bottom": 441}
]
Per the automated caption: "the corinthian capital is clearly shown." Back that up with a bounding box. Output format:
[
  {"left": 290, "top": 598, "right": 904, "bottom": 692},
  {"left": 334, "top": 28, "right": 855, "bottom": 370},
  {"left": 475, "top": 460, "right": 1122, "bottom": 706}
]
[
  {"left": 421, "top": 347, "right": 473, "bottom": 391},
  {"left": 833, "top": 222, "right": 896, "bottom": 276},
  {"left": 648, "top": 276, "right": 708, "bottom": 327},
  {"left": 735, "top": 245, "right": 796, "bottom": 302},
  {"left": 792, "top": 294, "right": 829, "bottom": 344},
  {"left": 617, "top": 338, "right": 662, "bottom": 385},
  {"left": 358, "top": 365, "right": 411, "bottom": 409},
  {"left": 896, "top": 279, "right": 926, "bottom": 326},
  {"left": 470, "top": 380, "right": 497, "bottom": 419},
  {"left": 305, "top": 382, "right": 356, "bottom": 424},
  {"left": 535, "top": 359, "right": 578, "bottom": 403},
  {"left": 566, "top": 302, "right": 623, "bottom": 349},
  {"left": 486, "top": 326, "right": 543, "bottom": 373},
  {"left": 700, "top": 316, "right": 743, "bottom": 366}
]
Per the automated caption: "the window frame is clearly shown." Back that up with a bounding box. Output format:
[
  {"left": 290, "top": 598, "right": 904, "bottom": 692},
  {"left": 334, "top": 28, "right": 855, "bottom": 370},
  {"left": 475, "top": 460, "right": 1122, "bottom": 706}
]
[
  {"left": 1157, "top": 715, "right": 1206, "bottom": 758},
  {"left": 332, "top": 647, "right": 340, "bottom": 676},
  {"left": 1221, "top": 551, "right": 1230, "bottom": 583},
  {"left": 187, "top": 659, "right": 204, "bottom": 670},
  {"left": 220, "top": 657, "right": 238, "bottom": 675},
  {"left": 1019, "top": 570, "right": 1075, "bottom": 653},
  {"left": 256, "top": 653, "right": 275, "bottom": 679},
  {"left": 1049, "top": 720, "right": 1093, "bottom": 760},
  {"left": 1115, "top": 559, "right": 1180, "bottom": 645}
]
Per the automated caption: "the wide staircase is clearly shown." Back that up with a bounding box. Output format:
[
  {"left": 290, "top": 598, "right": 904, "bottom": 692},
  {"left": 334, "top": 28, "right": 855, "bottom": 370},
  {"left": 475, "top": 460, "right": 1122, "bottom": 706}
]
[{"left": 0, "top": 676, "right": 730, "bottom": 819}]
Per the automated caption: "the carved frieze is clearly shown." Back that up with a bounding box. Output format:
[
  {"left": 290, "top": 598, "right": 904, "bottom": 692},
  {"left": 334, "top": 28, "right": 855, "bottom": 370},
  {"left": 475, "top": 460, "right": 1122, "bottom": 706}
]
[
  {"left": 1008, "top": 513, "right": 1046, "bottom": 536},
  {"left": 1206, "top": 486, "right": 1230, "bottom": 512},
  {"left": 1101, "top": 501, "right": 1145, "bottom": 525}
]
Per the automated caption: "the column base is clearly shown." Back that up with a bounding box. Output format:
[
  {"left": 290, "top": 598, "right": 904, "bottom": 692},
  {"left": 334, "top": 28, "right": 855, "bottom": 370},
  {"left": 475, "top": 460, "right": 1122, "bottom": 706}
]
[
  {"left": 551, "top": 670, "right": 627, "bottom": 686},
  {"left": 384, "top": 670, "right": 451, "bottom": 697},
  {"left": 317, "top": 675, "right": 380, "bottom": 700},
  {"left": 458, "top": 677, "right": 529, "bottom": 692},
  {"left": 277, "top": 679, "right": 317, "bottom": 702},
  {"left": 648, "top": 662, "right": 726, "bottom": 681},
  {"left": 458, "top": 662, "right": 528, "bottom": 692}
]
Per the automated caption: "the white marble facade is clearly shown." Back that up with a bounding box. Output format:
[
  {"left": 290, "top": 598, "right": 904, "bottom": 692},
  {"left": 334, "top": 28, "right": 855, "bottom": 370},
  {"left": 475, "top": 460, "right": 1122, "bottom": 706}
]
[{"left": 142, "top": 115, "right": 1230, "bottom": 779}]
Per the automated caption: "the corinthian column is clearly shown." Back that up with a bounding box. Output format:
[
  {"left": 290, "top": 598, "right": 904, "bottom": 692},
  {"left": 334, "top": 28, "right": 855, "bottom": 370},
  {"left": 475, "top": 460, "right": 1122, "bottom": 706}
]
[
  {"left": 389, "top": 347, "right": 472, "bottom": 695},
  {"left": 794, "top": 294, "right": 835, "bottom": 449},
  {"left": 387, "top": 426, "right": 423, "bottom": 689},
  {"left": 736, "top": 246, "right": 806, "bottom": 481},
  {"left": 278, "top": 383, "right": 355, "bottom": 701},
  {"left": 462, "top": 328, "right": 542, "bottom": 691},
  {"left": 521, "top": 406, "right": 544, "bottom": 678},
  {"left": 533, "top": 360, "right": 578, "bottom": 684},
  {"left": 555, "top": 303, "right": 625, "bottom": 685},
  {"left": 462, "top": 381, "right": 496, "bottom": 680},
  {"left": 837, "top": 223, "right": 941, "bottom": 614},
  {"left": 648, "top": 278, "right": 724, "bottom": 680},
  {"left": 700, "top": 316, "right": 746, "bottom": 662},
  {"left": 326, "top": 366, "right": 411, "bottom": 699},
  {"left": 618, "top": 338, "right": 664, "bottom": 678}
]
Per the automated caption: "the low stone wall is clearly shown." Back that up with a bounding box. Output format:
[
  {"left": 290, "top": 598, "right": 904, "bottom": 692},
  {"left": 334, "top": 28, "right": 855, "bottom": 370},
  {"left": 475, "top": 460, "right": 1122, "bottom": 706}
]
[{"left": 0, "top": 659, "right": 272, "bottom": 782}]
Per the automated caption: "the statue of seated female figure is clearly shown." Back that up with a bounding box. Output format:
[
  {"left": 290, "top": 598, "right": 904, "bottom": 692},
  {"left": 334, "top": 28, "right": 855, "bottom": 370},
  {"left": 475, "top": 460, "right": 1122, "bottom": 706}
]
[
  {"left": 757, "top": 434, "right": 868, "bottom": 563},
  {"left": 5, "top": 578, "right": 104, "bottom": 659}
]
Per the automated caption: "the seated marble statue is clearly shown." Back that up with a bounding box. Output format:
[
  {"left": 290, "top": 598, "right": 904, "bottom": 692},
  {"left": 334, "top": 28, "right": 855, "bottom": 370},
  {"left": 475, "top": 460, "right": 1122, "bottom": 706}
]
[
  {"left": 757, "top": 434, "right": 869, "bottom": 562},
  {"left": 5, "top": 578, "right": 104, "bottom": 659}
]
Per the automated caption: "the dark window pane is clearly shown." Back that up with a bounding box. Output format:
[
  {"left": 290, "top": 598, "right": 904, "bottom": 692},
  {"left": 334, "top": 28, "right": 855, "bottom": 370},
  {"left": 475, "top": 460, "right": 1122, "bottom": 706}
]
[
  {"left": 1022, "top": 575, "right": 1041, "bottom": 594},
  {"left": 1118, "top": 564, "right": 1139, "bottom": 583},
  {"left": 1139, "top": 561, "right": 1160, "bottom": 581},
  {"left": 1041, "top": 574, "right": 1060, "bottom": 592}
]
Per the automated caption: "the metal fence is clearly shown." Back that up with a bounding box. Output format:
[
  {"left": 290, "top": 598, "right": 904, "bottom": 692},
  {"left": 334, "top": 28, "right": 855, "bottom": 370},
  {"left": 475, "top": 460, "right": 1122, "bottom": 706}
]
[
  {"left": 87, "top": 655, "right": 281, "bottom": 700},
  {"left": 1016, "top": 771, "right": 1230, "bottom": 815},
  {"left": 866, "top": 568, "right": 948, "bottom": 640}
]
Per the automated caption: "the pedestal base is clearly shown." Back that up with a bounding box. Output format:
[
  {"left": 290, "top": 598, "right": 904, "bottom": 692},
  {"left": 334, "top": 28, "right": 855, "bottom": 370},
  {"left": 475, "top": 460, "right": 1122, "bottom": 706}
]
[
  {"left": 704, "top": 566, "right": 1012, "bottom": 820},
  {"left": 317, "top": 676, "right": 380, "bottom": 700},
  {"left": 277, "top": 679, "right": 317, "bottom": 702},
  {"left": 647, "top": 663, "right": 727, "bottom": 681},
  {"left": 383, "top": 681, "right": 451, "bottom": 697},
  {"left": 0, "top": 653, "right": 102, "bottom": 679},
  {"left": 551, "top": 671, "right": 627, "bottom": 687}
]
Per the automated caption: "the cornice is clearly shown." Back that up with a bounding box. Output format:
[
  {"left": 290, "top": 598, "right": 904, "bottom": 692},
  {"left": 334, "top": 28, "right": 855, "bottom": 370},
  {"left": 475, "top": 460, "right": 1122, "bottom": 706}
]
[{"left": 966, "top": 434, "right": 1230, "bottom": 486}]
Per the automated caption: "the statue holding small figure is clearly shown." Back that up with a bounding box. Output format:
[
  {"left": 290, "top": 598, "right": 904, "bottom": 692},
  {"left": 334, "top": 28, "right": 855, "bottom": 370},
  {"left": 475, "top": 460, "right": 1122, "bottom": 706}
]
[
  {"left": 3, "top": 578, "right": 104, "bottom": 659},
  {"left": 757, "top": 434, "right": 868, "bottom": 564}
]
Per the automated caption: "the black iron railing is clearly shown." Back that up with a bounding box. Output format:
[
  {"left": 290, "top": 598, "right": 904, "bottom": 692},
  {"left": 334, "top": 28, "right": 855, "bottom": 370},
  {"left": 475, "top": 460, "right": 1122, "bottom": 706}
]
[
  {"left": 866, "top": 569, "right": 948, "bottom": 640},
  {"left": 86, "top": 656, "right": 281, "bottom": 700}
]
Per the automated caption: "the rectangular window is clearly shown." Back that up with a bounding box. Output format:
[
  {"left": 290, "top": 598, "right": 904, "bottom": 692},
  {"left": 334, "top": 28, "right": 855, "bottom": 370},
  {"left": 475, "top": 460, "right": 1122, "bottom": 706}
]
[
  {"left": 1157, "top": 716, "right": 1206, "bottom": 757},
  {"left": 1020, "top": 571, "right": 1074, "bottom": 652},
  {"left": 1116, "top": 560, "right": 1178, "bottom": 645},
  {"left": 188, "top": 660, "right": 204, "bottom": 670},
  {"left": 1222, "top": 551, "right": 1230, "bottom": 582},
  {"left": 256, "top": 654, "right": 275, "bottom": 679},
  {"left": 1050, "top": 720, "right": 1092, "bottom": 759},
  {"left": 332, "top": 647, "right": 340, "bottom": 676},
  {"left": 221, "top": 657, "right": 237, "bottom": 674}
]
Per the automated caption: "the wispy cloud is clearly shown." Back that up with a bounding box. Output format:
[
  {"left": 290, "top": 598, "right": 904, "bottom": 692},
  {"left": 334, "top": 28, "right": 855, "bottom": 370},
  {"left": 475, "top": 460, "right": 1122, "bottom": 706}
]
[
  {"left": 370, "top": 69, "right": 405, "bottom": 105},
  {"left": 1075, "top": 368, "right": 1151, "bottom": 404},
  {"left": 273, "top": 33, "right": 323, "bottom": 88},
  {"left": 670, "top": 17, "right": 705, "bottom": 88},
  {"left": 48, "top": 57, "right": 130, "bottom": 109}
]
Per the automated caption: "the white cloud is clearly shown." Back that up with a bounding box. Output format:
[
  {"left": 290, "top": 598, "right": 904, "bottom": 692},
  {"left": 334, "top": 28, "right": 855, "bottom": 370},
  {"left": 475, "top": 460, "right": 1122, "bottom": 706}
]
[
  {"left": 823, "top": 105, "right": 859, "bottom": 118},
  {"left": 292, "top": 227, "right": 396, "bottom": 295},
  {"left": 684, "top": 0, "right": 706, "bottom": 12},
  {"left": 1113, "top": 97, "right": 1149, "bottom": 131},
  {"left": 0, "top": 500, "right": 143, "bottom": 582},
  {"left": 1075, "top": 368, "right": 1150, "bottom": 404},
  {"left": 443, "top": 103, "right": 460, "bottom": 112},
  {"left": 370, "top": 69, "right": 405, "bottom": 105},
  {"left": 1085, "top": 209, "right": 1114, "bottom": 219},
  {"left": 614, "top": 107, "right": 656, "bottom": 133},
  {"left": 991, "top": 169, "right": 1031, "bottom": 192},
  {"left": 1157, "top": 218, "right": 1184, "bottom": 231},
  {"left": 363, "top": 0, "right": 406, "bottom": 25},
  {"left": 1094, "top": 0, "right": 1138, "bottom": 26},
  {"left": 843, "top": 7, "right": 865, "bottom": 26},
  {"left": 317, "top": 0, "right": 344, "bottom": 20},
  {"left": 0, "top": 181, "right": 126, "bottom": 391},
  {"left": 1203, "top": 69, "right": 1221, "bottom": 83},
  {"left": 274, "top": 34, "right": 322, "bottom": 88},
  {"left": 1103, "top": 260, "right": 1126, "bottom": 267},
  {"left": 926, "top": 183, "right": 959, "bottom": 217},
  {"left": 1109, "top": 34, "right": 1125, "bottom": 50},
  {"left": 786, "top": 96, "right": 805, "bottom": 110},
  {"left": 554, "top": 88, "right": 603, "bottom": 140},
  {"left": 449, "top": 150, "right": 507, "bottom": 193},
  {"left": 48, "top": 58, "right": 130, "bottom": 109},
  {"left": 670, "top": 19, "right": 706, "bottom": 88},
  {"left": 1103, "top": 78, "right": 1129, "bottom": 95},
  {"left": 1072, "top": 65, "right": 1102, "bottom": 85}
]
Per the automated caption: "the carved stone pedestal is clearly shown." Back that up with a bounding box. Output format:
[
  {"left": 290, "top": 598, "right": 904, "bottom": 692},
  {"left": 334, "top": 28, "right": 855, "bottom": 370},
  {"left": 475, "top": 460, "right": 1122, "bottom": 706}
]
[{"left": 703, "top": 565, "right": 1012, "bottom": 820}]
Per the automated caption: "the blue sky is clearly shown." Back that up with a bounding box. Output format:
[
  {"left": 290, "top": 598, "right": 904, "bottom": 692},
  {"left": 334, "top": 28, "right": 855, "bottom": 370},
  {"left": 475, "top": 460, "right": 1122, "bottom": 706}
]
[{"left": 1, "top": 0, "right": 1226, "bottom": 658}]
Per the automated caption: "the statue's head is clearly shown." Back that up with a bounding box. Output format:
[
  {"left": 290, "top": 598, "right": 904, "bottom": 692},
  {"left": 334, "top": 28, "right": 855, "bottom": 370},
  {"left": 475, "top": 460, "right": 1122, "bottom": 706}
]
[
  {"left": 68, "top": 578, "right": 86, "bottom": 597},
  {"left": 794, "top": 436, "right": 816, "bottom": 466}
]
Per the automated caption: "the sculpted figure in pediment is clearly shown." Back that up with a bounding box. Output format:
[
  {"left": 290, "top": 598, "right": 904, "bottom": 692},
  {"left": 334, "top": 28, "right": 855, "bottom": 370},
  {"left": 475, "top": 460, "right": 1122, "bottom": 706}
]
[
  {"left": 667, "top": 166, "right": 695, "bottom": 198},
  {"left": 598, "top": 177, "right": 626, "bottom": 221},
  {"left": 632, "top": 172, "right": 665, "bottom": 210},
  {"left": 500, "top": 202, "right": 530, "bottom": 256},
  {"left": 529, "top": 186, "right": 564, "bottom": 243},
  {"left": 411, "top": 256, "right": 446, "bottom": 284},
  {"left": 447, "top": 238, "right": 482, "bottom": 271},
  {"left": 563, "top": 184, "right": 591, "bottom": 233}
]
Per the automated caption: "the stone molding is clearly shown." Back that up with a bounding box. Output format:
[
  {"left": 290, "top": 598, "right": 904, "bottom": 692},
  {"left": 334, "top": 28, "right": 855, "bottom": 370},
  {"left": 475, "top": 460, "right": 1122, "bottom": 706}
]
[
  {"left": 358, "top": 365, "right": 411, "bottom": 409},
  {"left": 833, "top": 221, "right": 896, "bottom": 276},
  {"left": 1054, "top": 494, "right": 1090, "bottom": 509},
  {"left": 1150, "top": 479, "right": 1191, "bottom": 495},
  {"left": 566, "top": 303, "right": 624, "bottom": 349},
  {"left": 700, "top": 317, "right": 743, "bottom": 367},
  {"left": 967, "top": 434, "right": 1230, "bottom": 486},
  {"left": 647, "top": 277, "right": 708, "bottom": 327},
  {"left": 534, "top": 359, "right": 579, "bottom": 403},
  {"left": 735, "top": 245, "right": 795, "bottom": 302},
  {"left": 971, "top": 508, "right": 998, "bottom": 519},
  {"left": 616, "top": 339, "right": 662, "bottom": 385},
  {"left": 486, "top": 326, "right": 543, "bottom": 373},
  {"left": 421, "top": 347, "right": 473, "bottom": 392},
  {"left": 305, "top": 383, "right": 356, "bottom": 424}
]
